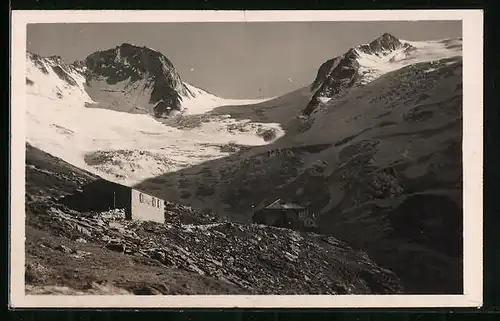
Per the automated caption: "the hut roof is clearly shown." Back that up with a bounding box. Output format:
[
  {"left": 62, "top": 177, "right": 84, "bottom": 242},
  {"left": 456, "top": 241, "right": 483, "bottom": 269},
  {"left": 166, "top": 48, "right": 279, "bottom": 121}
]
[{"left": 264, "top": 199, "right": 304, "bottom": 210}]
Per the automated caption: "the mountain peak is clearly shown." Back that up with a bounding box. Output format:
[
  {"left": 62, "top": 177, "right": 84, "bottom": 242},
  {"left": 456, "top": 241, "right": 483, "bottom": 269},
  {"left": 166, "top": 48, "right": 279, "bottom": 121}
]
[
  {"left": 112, "top": 42, "right": 161, "bottom": 59},
  {"left": 357, "top": 32, "right": 403, "bottom": 55},
  {"left": 306, "top": 33, "right": 420, "bottom": 115},
  {"left": 84, "top": 42, "right": 175, "bottom": 80},
  {"left": 378, "top": 32, "right": 399, "bottom": 41},
  {"left": 47, "top": 55, "right": 63, "bottom": 62},
  {"left": 117, "top": 42, "right": 152, "bottom": 52},
  {"left": 118, "top": 42, "right": 136, "bottom": 48},
  {"left": 83, "top": 43, "right": 193, "bottom": 116}
]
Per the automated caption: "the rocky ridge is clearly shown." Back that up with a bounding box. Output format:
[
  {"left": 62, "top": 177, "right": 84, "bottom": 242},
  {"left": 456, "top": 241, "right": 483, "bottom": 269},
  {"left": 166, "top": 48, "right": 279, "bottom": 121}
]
[
  {"left": 304, "top": 33, "right": 450, "bottom": 115},
  {"left": 26, "top": 44, "right": 231, "bottom": 118}
]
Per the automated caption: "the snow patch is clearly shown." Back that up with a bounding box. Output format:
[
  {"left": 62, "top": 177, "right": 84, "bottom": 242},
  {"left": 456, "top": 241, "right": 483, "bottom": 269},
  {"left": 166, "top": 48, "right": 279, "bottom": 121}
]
[
  {"left": 180, "top": 83, "right": 271, "bottom": 115},
  {"left": 317, "top": 96, "right": 332, "bottom": 104}
]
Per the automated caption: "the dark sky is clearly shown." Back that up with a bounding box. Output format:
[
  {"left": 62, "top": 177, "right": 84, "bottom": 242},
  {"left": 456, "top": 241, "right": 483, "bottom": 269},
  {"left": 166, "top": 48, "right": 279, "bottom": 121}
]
[{"left": 27, "top": 21, "right": 461, "bottom": 99}]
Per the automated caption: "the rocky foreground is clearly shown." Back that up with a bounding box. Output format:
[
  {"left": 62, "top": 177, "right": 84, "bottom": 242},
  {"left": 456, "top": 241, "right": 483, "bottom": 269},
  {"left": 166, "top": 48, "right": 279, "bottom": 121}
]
[
  {"left": 25, "top": 144, "right": 403, "bottom": 295},
  {"left": 26, "top": 201, "right": 402, "bottom": 295}
]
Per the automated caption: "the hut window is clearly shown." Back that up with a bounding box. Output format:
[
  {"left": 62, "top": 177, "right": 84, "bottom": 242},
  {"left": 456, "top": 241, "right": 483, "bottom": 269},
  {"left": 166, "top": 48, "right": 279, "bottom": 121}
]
[
  {"left": 152, "top": 198, "right": 156, "bottom": 207},
  {"left": 139, "top": 193, "right": 144, "bottom": 203}
]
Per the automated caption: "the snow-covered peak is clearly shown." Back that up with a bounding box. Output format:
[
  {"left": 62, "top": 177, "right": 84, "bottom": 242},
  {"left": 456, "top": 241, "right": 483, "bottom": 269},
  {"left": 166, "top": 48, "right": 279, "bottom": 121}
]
[
  {"left": 27, "top": 46, "right": 273, "bottom": 120},
  {"left": 82, "top": 43, "right": 196, "bottom": 116},
  {"left": 305, "top": 34, "right": 462, "bottom": 115},
  {"left": 352, "top": 36, "right": 461, "bottom": 85},
  {"left": 356, "top": 32, "right": 406, "bottom": 56}
]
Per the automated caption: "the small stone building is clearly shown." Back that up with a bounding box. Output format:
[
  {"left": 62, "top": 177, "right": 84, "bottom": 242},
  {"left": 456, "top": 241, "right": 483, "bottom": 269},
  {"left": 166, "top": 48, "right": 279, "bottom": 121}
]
[
  {"left": 130, "top": 188, "right": 165, "bottom": 223},
  {"left": 252, "top": 198, "right": 318, "bottom": 231},
  {"left": 60, "top": 178, "right": 165, "bottom": 223}
]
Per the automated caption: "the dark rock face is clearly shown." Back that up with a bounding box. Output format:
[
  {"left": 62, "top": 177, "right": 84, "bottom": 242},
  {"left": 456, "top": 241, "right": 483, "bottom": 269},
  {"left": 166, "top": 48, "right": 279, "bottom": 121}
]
[
  {"left": 310, "top": 56, "right": 343, "bottom": 92},
  {"left": 51, "top": 65, "right": 78, "bottom": 86},
  {"left": 153, "top": 98, "right": 177, "bottom": 118},
  {"left": 84, "top": 43, "right": 193, "bottom": 115},
  {"left": 85, "top": 43, "right": 183, "bottom": 89},
  {"left": 304, "top": 49, "right": 360, "bottom": 115}
]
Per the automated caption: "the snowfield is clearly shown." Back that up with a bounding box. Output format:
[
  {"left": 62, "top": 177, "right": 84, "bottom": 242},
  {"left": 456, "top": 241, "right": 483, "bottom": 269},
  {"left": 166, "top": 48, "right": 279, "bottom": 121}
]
[
  {"left": 354, "top": 37, "right": 462, "bottom": 86},
  {"left": 26, "top": 93, "right": 284, "bottom": 185},
  {"left": 181, "top": 83, "right": 271, "bottom": 115},
  {"left": 25, "top": 53, "right": 283, "bottom": 185}
]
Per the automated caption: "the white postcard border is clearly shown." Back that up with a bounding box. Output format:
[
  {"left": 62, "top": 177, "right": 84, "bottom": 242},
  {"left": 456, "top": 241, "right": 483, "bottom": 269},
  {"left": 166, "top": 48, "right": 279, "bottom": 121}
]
[{"left": 10, "top": 9, "right": 484, "bottom": 308}]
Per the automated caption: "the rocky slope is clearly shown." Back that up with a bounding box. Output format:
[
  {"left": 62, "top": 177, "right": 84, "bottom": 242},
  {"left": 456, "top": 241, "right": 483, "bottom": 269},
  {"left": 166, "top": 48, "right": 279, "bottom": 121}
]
[
  {"left": 25, "top": 143, "right": 99, "bottom": 202},
  {"left": 135, "top": 34, "right": 464, "bottom": 293},
  {"left": 25, "top": 144, "right": 403, "bottom": 295}
]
